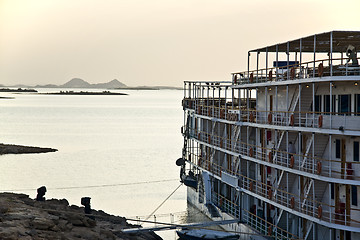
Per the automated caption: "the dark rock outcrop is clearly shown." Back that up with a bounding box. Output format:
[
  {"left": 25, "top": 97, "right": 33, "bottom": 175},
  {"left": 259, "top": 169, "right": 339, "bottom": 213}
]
[
  {"left": 0, "top": 193, "right": 162, "bottom": 240},
  {"left": 0, "top": 144, "right": 57, "bottom": 155}
]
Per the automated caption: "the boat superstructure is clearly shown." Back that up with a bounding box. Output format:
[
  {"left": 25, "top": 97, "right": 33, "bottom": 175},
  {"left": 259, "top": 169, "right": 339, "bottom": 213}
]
[{"left": 180, "top": 31, "right": 360, "bottom": 240}]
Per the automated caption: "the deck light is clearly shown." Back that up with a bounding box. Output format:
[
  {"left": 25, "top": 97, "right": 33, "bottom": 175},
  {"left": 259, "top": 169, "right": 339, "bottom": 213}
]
[
  {"left": 355, "top": 82, "right": 358, "bottom": 86},
  {"left": 306, "top": 85, "right": 310, "bottom": 88}
]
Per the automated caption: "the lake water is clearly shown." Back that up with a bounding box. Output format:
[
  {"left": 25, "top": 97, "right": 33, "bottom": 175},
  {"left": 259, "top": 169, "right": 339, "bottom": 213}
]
[{"left": 0, "top": 88, "right": 187, "bottom": 239}]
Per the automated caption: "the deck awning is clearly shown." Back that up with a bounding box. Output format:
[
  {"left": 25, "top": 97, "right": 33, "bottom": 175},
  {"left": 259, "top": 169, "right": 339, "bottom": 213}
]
[{"left": 249, "top": 31, "right": 360, "bottom": 53}]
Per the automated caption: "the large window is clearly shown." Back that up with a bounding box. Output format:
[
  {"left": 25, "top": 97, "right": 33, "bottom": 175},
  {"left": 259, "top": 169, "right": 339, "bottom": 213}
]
[
  {"left": 314, "top": 95, "right": 321, "bottom": 112},
  {"left": 354, "top": 141, "right": 359, "bottom": 162},
  {"left": 335, "top": 139, "right": 341, "bottom": 159},
  {"left": 356, "top": 94, "right": 360, "bottom": 115},
  {"left": 324, "top": 95, "right": 336, "bottom": 114},
  {"left": 338, "top": 94, "right": 351, "bottom": 115},
  {"left": 352, "top": 185, "right": 358, "bottom": 206}
]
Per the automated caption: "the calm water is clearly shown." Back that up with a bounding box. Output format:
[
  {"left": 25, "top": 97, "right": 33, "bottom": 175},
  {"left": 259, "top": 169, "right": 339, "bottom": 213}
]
[{"left": 0, "top": 89, "right": 187, "bottom": 239}]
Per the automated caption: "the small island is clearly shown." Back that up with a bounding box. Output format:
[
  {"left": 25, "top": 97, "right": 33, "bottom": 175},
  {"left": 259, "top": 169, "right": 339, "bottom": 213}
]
[
  {"left": 0, "top": 88, "right": 37, "bottom": 93},
  {"left": 43, "top": 91, "right": 128, "bottom": 96},
  {"left": 0, "top": 144, "right": 57, "bottom": 155}
]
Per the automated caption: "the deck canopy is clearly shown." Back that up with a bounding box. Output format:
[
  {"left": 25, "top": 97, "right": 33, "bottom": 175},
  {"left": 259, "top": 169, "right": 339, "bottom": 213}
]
[{"left": 249, "top": 31, "right": 360, "bottom": 53}]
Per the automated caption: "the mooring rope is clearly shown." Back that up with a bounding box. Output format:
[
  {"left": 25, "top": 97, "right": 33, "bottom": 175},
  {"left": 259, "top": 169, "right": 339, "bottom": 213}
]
[
  {"left": 0, "top": 179, "right": 179, "bottom": 192},
  {"left": 144, "top": 182, "right": 183, "bottom": 221}
]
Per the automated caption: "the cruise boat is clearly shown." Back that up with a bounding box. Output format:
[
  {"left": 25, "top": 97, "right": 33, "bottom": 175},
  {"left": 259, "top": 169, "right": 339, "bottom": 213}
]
[{"left": 180, "top": 31, "right": 360, "bottom": 240}]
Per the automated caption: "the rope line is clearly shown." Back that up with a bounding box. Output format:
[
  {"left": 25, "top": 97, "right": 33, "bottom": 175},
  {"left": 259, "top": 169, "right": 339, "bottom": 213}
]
[
  {"left": 0, "top": 179, "right": 179, "bottom": 192},
  {"left": 144, "top": 183, "right": 183, "bottom": 221}
]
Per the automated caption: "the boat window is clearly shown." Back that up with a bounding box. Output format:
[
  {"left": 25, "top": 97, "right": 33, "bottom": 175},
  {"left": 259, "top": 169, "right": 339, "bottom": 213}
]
[
  {"left": 338, "top": 94, "right": 351, "bottom": 115},
  {"left": 315, "top": 95, "right": 321, "bottom": 112},
  {"left": 352, "top": 185, "right": 358, "bottom": 206},
  {"left": 356, "top": 94, "right": 360, "bottom": 115},
  {"left": 324, "top": 95, "right": 336, "bottom": 114},
  {"left": 354, "top": 141, "right": 359, "bottom": 162},
  {"left": 331, "top": 183, "right": 334, "bottom": 200},
  {"left": 335, "top": 139, "right": 341, "bottom": 159}
]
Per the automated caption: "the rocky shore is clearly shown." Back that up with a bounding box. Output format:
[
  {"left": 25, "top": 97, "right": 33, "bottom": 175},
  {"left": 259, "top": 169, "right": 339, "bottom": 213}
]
[
  {"left": 0, "top": 144, "right": 57, "bottom": 155},
  {"left": 0, "top": 193, "right": 162, "bottom": 240}
]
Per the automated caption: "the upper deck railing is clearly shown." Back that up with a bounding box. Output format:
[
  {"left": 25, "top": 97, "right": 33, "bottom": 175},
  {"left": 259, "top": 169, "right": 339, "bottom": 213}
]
[
  {"left": 232, "top": 57, "right": 360, "bottom": 85},
  {"left": 182, "top": 98, "right": 360, "bottom": 132}
]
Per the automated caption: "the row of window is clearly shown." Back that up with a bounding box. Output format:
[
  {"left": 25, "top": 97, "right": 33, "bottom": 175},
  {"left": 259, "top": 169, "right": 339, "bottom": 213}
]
[
  {"left": 314, "top": 94, "right": 360, "bottom": 114},
  {"left": 330, "top": 184, "right": 357, "bottom": 206},
  {"left": 335, "top": 140, "right": 359, "bottom": 161}
]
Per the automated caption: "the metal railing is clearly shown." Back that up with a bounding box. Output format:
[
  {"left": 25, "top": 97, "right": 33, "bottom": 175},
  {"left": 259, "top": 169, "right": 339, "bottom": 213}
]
[
  {"left": 185, "top": 127, "right": 360, "bottom": 181},
  {"left": 232, "top": 57, "right": 360, "bottom": 85},
  {"left": 186, "top": 150, "right": 360, "bottom": 228}
]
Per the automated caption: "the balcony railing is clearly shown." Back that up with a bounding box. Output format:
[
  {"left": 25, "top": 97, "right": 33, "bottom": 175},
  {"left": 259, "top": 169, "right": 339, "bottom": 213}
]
[
  {"left": 211, "top": 191, "right": 299, "bottom": 239},
  {"left": 186, "top": 150, "right": 360, "bottom": 229},
  {"left": 182, "top": 98, "right": 360, "bottom": 132},
  {"left": 184, "top": 127, "right": 360, "bottom": 181},
  {"left": 232, "top": 57, "right": 360, "bottom": 85}
]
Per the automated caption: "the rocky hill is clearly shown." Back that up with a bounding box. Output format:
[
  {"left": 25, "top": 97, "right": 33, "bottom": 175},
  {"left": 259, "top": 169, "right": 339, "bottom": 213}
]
[
  {"left": 0, "top": 192, "right": 161, "bottom": 240},
  {"left": 60, "top": 78, "right": 127, "bottom": 89}
]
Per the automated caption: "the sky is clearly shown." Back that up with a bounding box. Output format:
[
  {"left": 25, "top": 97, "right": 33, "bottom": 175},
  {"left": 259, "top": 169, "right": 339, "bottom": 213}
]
[{"left": 0, "top": 0, "right": 359, "bottom": 87}]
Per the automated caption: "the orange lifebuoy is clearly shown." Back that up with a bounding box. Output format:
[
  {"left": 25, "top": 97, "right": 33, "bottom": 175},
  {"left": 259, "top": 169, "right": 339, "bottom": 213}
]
[
  {"left": 269, "top": 71, "right": 273, "bottom": 81},
  {"left": 290, "top": 67, "right": 295, "bottom": 79},
  {"left": 318, "top": 205, "right": 323, "bottom": 219},
  {"left": 208, "top": 135, "right": 211, "bottom": 144},
  {"left": 290, "top": 114, "right": 294, "bottom": 126},
  {"left": 250, "top": 112, "right": 254, "bottom": 122},
  {"left": 290, "top": 155, "right": 295, "bottom": 168},
  {"left": 268, "top": 188, "right": 273, "bottom": 200},
  {"left": 268, "top": 113, "right": 272, "bottom": 124},
  {"left": 268, "top": 226, "right": 272, "bottom": 236},
  {"left": 318, "top": 115, "right": 323, "bottom": 128},
  {"left": 290, "top": 197, "right": 295, "bottom": 209},
  {"left": 249, "top": 181, "right": 253, "bottom": 191},
  {"left": 318, "top": 63, "right": 324, "bottom": 77},
  {"left": 317, "top": 162, "right": 322, "bottom": 175},
  {"left": 250, "top": 73, "right": 254, "bottom": 83},
  {"left": 268, "top": 151, "right": 273, "bottom": 163},
  {"left": 249, "top": 147, "right": 254, "bottom": 157}
]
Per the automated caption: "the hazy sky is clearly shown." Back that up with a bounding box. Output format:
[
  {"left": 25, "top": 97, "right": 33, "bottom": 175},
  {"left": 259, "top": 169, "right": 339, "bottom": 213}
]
[{"left": 1, "top": 0, "right": 359, "bottom": 87}]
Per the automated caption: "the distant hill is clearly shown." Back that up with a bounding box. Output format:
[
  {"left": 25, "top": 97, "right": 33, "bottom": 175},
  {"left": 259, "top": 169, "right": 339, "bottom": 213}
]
[{"left": 60, "top": 78, "right": 127, "bottom": 89}]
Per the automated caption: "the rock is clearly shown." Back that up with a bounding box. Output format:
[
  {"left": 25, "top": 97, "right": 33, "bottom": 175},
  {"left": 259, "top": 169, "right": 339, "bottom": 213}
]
[
  {"left": 0, "top": 192, "right": 162, "bottom": 240},
  {"left": 31, "top": 217, "right": 55, "bottom": 230}
]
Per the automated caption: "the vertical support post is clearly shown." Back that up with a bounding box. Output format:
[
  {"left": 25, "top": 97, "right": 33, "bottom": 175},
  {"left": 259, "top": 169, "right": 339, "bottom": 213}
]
[
  {"left": 266, "top": 47, "right": 268, "bottom": 81},
  {"left": 287, "top": 42, "right": 290, "bottom": 80},
  {"left": 330, "top": 82, "right": 333, "bottom": 128},
  {"left": 313, "top": 35, "right": 316, "bottom": 78},
  {"left": 265, "top": 87, "right": 268, "bottom": 121},
  {"left": 313, "top": 83, "right": 315, "bottom": 126},
  {"left": 300, "top": 38, "right": 303, "bottom": 78},
  {"left": 248, "top": 52, "right": 250, "bottom": 81},
  {"left": 286, "top": 85, "right": 289, "bottom": 124},
  {"left": 256, "top": 51, "right": 259, "bottom": 82},
  {"left": 298, "top": 84, "right": 301, "bottom": 127},
  {"left": 276, "top": 45, "right": 279, "bottom": 81},
  {"left": 330, "top": 31, "right": 333, "bottom": 76}
]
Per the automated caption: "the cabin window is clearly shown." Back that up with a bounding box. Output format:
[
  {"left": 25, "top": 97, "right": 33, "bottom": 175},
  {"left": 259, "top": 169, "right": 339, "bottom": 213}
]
[
  {"left": 352, "top": 185, "right": 358, "bottom": 206},
  {"left": 331, "top": 183, "right": 334, "bottom": 200},
  {"left": 356, "top": 94, "right": 360, "bottom": 115},
  {"left": 324, "top": 95, "right": 336, "bottom": 114},
  {"left": 314, "top": 95, "right": 321, "bottom": 112},
  {"left": 354, "top": 141, "right": 359, "bottom": 162},
  {"left": 338, "top": 94, "right": 351, "bottom": 115},
  {"left": 335, "top": 139, "right": 341, "bottom": 159}
]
